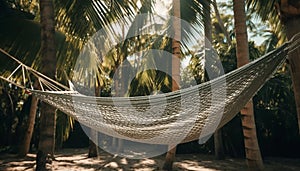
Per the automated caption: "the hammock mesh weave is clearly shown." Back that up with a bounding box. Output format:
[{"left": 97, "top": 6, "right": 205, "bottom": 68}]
[{"left": 29, "top": 43, "right": 289, "bottom": 145}]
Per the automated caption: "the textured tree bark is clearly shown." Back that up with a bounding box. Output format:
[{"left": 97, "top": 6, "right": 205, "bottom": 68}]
[
  {"left": 279, "top": 0, "right": 300, "bottom": 133},
  {"left": 214, "top": 129, "right": 225, "bottom": 160},
  {"left": 233, "top": 0, "right": 264, "bottom": 170},
  {"left": 19, "top": 96, "right": 38, "bottom": 157},
  {"left": 203, "top": 0, "right": 225, "bottom": 160},
  {"left": 88, "top": 82, "right": 101, "bottom": 158},
  {"left": 88, "top": 129, "right": 99, "bottom": 158},
  {"left": 37, "top": 103, "right": 56, "bottom": 171},
  {"left": 36, "top": 0, "right": 57, "bottom": 170},
  {"left": 163, "top": 0, "right": 180, "bottom": 170},
  {"left": 285, "top": 16, "right": 300, "bottom": 134},
  {"left": 163, "top": 146, "right": 177, "bottom": 171}
]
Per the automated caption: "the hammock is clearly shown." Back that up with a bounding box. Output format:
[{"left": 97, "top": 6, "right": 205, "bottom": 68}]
[{"left": 0, "top": 39, "right": 297, "bottom": 145}]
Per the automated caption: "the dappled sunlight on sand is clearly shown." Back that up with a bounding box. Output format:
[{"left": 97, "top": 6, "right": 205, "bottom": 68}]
[{"left": 1, "top": 148, "right": 300, "bottom": 170}]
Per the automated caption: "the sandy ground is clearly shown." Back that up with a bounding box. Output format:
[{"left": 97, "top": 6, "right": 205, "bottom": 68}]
[{"left": 1, "top": 148, "right": 300, "bottom": 171}]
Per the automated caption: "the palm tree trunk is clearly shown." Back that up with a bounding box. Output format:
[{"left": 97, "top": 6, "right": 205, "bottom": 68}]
[
  {"left": 163, "top": 0, "right": 180, "bottom": 170},
  {"left": 36, "top": 0, "right": 57, "bottom": 170},
  {"left": 233, "top": 0, "right": 264, "bottom": 170},
  {"left": 285, "top": 17, "right": 300, "bottom": 134},
  {"left": 88, "top": 129, "right": 99, "bottom": 157},
  {"left": 212, "top": 0, "right": 232, "bottom": 46},
  {"left": 37, "top": 104, "right": 56, "bottom": 171},
  {"left": 203, "top": 0, "right": 226, "bottom": 160},
  {"left": 214, "top": 129, "right": 225, "bottom": 159},
  {"left": 111, "top": 78, "right": 119, "bottom": 152},
  {"left": 163, "top": 146, "right": 177, "bottom": 171},
  {"left": 109, "top": 73, "right": 125, "bottom": 153},
  {"left": 88, "top": 83, "right": 101, "bottom": 157},
  {"left": 19, "top": 95, "right": 38, "bottom": 157}
]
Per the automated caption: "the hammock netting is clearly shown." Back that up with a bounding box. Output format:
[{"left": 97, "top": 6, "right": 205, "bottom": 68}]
[
  {"left": 0, "top": 39, "right": 296, "bottom": 145},
  {"left": 30, "top": 43, "right": 289, "bottom": 145}
]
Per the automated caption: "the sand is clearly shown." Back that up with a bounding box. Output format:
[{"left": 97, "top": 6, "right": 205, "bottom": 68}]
[{"left": 1, "top": 148, "right": 300, "bottom": 171}]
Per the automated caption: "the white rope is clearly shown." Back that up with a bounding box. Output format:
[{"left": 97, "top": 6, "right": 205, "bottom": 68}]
[
  {"left": 30, "top": 42, "right": 289, "bottom": 144},
  {"left": 0, "top": 34, "right": 299, "bottom": 145},
  {"left": 0, "top": 48, "right": 70, "bottom": 91},
  {"left": 7, "top": 64, "right": 21, "bottom": 80}
]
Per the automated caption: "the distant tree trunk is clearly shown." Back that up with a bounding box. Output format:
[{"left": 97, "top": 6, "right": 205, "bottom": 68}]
[
  {"left": 278, "top": 0, "right": 300, "bottom": 133},
  {"left": 88, "top": 82, "right": 100, "bottom": 158},
  {"left": 163, "top": 0, "right": 181, "bottom": 170},
  {"left": 115, "top": 61, "right": 132, "bottom": 154},
  {"left": 36, "top": 0, "right": 57, "bottom": 170},
  {"left": 203, "top": 0, "right": 225, "bottom": 160},
  {"left": 116, "top": 138, "right": 124, "bottom": 153},
  {"left": 19, "top": 95, "right": 38, "bottom": 157},
  {"left": 88, "top": 129, "right": 99, "bottom": 158},
  {"left": 109, "top": 74, "right": 122, "bottom": 153},
  {"left": 233, "top": 0, "right": 264, "bottom": 170},
  {"left": 214, "top": 129, "right": 225, "bottom": 159},
  {"left": 112, "top": 137, "right": 117, "bottom": 151},
  {"left": 212, "top": 0, "right": 232, "bottom": 46}
]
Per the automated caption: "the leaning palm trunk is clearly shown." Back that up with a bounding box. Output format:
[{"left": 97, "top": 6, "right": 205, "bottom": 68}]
[
  {"left": 163, "top": 0, "right": 181, "bottom": 170},
  {"left": 19, "top": 81, "right": 39, "bottom": 157},
  {"left": 233, "top": 0, "right": 264, "bottom": 170},
  {"left": 281, "top": 4, "right": 300, "bottom": 133},
  {"left": 19, "top": 96, "right": 38, "bottom": 157},
  {"left": 286, "top": 19, "right": 300, "bottom": 134},
  {"left": 36, "top": 0, "right": 57, "bottom": 170}
]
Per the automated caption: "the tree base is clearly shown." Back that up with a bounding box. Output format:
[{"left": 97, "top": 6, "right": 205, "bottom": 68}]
[
  {"left": 162, "top": 147, "right": 176, "bottom": 171},
  {"left": 36, "top": 150, "right": 52, "bottom": 171}
]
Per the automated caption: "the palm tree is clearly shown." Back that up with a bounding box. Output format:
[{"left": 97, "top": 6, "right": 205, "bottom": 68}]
[
  {"left": 19, "top": 93, "right": 38, "bottom": 156},
  {"left": 247, "top": 0, "right": 300, "bottom": 134},
  {"left": 1, "top": 1, "right": 233, "bottom": 167},
  {"left": 206, "top": 0, "right": 225, "bottom": 160},
  {"left": 1, "top": 0, "right": 143, "bottom": 158},
  {"left": 0, "top": 2, "right": 72, "bottom": 157},
  {"left": 36, "top": 0, "right": 57, "bottom": 170},
  {"left": 233, "top": 0, "right": 264, "bottom": 170},
  {"left": 162, "top": 0, "right": 181, "bottom": 170},
  {"left": 283, "top": 8, "right": 300, "bottom": 135}
]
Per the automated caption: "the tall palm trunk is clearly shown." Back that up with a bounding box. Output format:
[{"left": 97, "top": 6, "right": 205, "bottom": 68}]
[
  {"left": 233, "top": 0, "right": 264, "bottom": 170},
  {"left": 203, "top": 0, "right": 225, "bottom": 160},
  {"left": 19, "top": 95, "right": 38, "bottom": 157},
  {"left": 278, "top": 0, "right": 300, "bottom": 133},
  {"left": 19, "top": 81, "right": 40, "bottom": 157},
  {"left": 286, "top": 18, "right": 300, "bottom": 134},
  {"left": 36, "top": 0, "right": 57, "bottom": 170},
  {"left": 163, "top": 0, "right": 181, "bottom": 170}
]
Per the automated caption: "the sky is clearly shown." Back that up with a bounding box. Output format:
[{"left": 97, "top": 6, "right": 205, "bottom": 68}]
[
  {"left": 216, "top": 0, "right": 266, "bottom": 45},
  {"left": 118, "top": 0, "right": 267, "bottom": 71},
  {"left": 151, "top": 0, "right": 268, "bottom": 72},
  {"left": 151, "top": 0, "right": 266, "bottom": 45}
]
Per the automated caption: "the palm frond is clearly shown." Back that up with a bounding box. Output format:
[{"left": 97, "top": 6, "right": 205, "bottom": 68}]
[{"left": 246, "top": 0, "right": 286, "bottom": 45}]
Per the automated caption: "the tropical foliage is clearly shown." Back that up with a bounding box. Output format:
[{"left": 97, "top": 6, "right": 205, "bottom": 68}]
[{"left": 0, "top": 0, "right": 299, "bottom": 167}]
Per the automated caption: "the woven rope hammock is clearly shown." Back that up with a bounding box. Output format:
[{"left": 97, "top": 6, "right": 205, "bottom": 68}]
[{"left": 0, "top": 36, "right": 299, "bottom": 145}]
